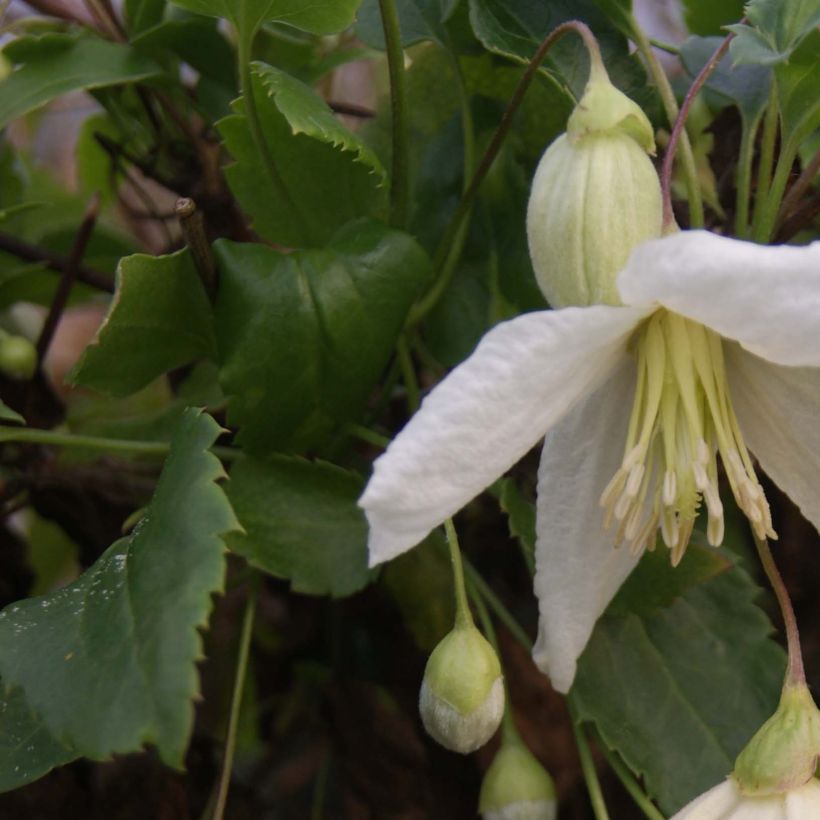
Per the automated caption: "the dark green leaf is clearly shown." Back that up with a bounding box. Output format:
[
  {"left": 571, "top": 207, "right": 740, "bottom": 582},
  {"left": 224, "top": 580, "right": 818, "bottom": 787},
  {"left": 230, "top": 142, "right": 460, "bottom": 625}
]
[
  {"left": 226, "top": 455, "right": 373, "bottom": 597},
  {"left": 0, "top": 409, "right": 239, "bottom": 765},
  {"left": 573, "top": 547, "right": 786, "bottom": 815},
  {"left": 213, "top": 220, "right": 431, "bottom": 453},
  {"left": 682, "top": 0, "right": 744, "bottom": 37},
  {"left": 357, "top": 0, "right": 458, "bottom": 47},
  {"left": 68, "top": 249, "right": 217, "bottom": 397},
  {"left": 0, "top": 33, "right": 161, "bottom": 130},
  {"left": 0, "top": 685, "right": 77, "bottom": 793},
  {"left": 773, "top": 29, "right": 820, "bottom": 143},
  {"left": 497, "top": 478, "right": 535, "bottom": 561},
  {"left": 125, "top": 0, "right": 167, "bottom": 35},
  {"left": 0, "top": 400, "right": 24, "bottom": 425},
  {"left": 218, "top": 61, "right": 387, "bottom": 248}
]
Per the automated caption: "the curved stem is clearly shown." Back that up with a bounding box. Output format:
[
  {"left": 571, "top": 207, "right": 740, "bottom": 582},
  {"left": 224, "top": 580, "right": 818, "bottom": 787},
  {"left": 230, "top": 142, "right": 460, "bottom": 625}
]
[
  {"left": 568, "top": 698, "right": 611, "bottom": 820},
  {"left": 734, "top": 117, "right": 760, "bottom": 238},
  {"left": 752, "top": 533, "right": 805, "bottom": 687},
  {"left": 213, "top": 575, "right": 259, "bottom": 820},
  {"left": 378, "top": 0, "right": 410, "bottom": 229},
  {"left": 444, "top": 518, "right": 472, "bottom": 628},
  {"left": 409, "top": 20, "right": 603, "bottom": 325},
  {"left": 660, "top": 31, "right": 735, "bottom": 230},
  {"left": 630, "top": 18, "right": 703, "bottom": 228}
]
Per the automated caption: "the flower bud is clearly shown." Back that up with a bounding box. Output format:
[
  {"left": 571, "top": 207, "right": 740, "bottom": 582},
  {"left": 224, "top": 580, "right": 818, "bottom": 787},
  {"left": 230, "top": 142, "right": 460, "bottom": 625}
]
[
  {"left": 526, "top": 59, "right": 662, "bottom": 308},
  {"left": 479, "top": 741, "right": 557, "bottom": 820},
  {"left": 0, "top": 334, "right": 37, "bottom": 379},
  {"left": 419, "top": 624, "right": 504, "bottom": 753},
  {"left": 733, "top": 682, "right": 820, "bottom": 795}
]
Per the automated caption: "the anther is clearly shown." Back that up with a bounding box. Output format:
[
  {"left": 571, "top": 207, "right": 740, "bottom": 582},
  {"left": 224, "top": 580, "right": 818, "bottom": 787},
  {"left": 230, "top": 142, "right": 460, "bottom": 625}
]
[{"left": 662, "top": 470, "right": 677, "bottom": 506}]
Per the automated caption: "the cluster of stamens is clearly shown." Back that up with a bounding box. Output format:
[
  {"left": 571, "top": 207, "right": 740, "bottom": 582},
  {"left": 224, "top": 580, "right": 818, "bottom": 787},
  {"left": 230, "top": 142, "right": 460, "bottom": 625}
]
[{"left": 600, "top": 310, "right": 775, "bottom": 566}]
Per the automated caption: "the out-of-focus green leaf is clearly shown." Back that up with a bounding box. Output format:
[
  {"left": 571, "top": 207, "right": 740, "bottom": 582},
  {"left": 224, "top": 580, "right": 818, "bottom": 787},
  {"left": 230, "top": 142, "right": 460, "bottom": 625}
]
[
  {"left": 213, "top": 220, "right": 430, "bottom": 454},
  {"left": 0, "top": 33, "right": 161, "bottom": 129},
  {"left": 682, "top": 0, "right": 745, "bottom": 37},
  {"left": 0, "top": 400, "right": 24, "bottom": 425},
  {"left": 0, "top": 410, "right": 239, "bottom": 766},
  {"left": 226, "top": 456, "right": 374, "bottom": 597},
  {"left": 68, "top": 249, "right": 216, "bottom": 397},
  {"left": 0, "top": 685, "right": 77, "bottom": 793},
  {"left": 729, "top": 0, "right": 820, "bottom": 65},
  {"left": 125, "top": 0, "right": 167, "bottom": 35},
  {"left": 573, "top": 546, "right": 786, "bottom": 815},
  {"left": 773, "top": 29, "right": 820, "bottom": 143},
  {"left": 218, "top": 61, "right": 387, "bottom": 248},
  {"left": 496, "top": 477, "right": 535, "bottom": 570},
  {"left": 357, "top": 0, "right": 458, "bottom": 47}
]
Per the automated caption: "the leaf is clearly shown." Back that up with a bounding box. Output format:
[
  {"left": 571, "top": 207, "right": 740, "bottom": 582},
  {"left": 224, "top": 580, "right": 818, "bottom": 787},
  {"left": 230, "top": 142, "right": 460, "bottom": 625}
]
[
  {"left": 0, "top": 409, "right": 239, "bottom": 765},
  {"left": 729, "top": 0, "right": 820, "bottom": 65},
  {"left": 0, "top": 685, "right": 77, "bottom": 793},
  {"left": 356, "top": 0, "right": 458, "bottom": 47},
  {"left": 68, "top": 249, "right": 217, "bottom": 397},
  {"left": 682, "top": 0, "right": 745, "bottom": 37},
  {"left": 125, "top": 0, "right": 167, "bottom": 35},
  {"left": 219, "top": 61, "right": 386, "bottom": 248},
  {"left": 0, "top": 400, "right": 24, "bottom": 425},
  {"left": 226, "top": 456, "right": 373, "bottom": 597},
  {"left": 213, "top": 220, "right": 431, "bottom": 454},
  {"left": 496, "top": 478, "right": 535, "bottom": 568},
  {"left": 0, "top": 33, "right": 161, "bottom": 130},
  {"left": 773, "top": 28, "right": 820, "bottom": 143},
  {"left": 573, "top": 547, "right": 786, "bottom": 815}
]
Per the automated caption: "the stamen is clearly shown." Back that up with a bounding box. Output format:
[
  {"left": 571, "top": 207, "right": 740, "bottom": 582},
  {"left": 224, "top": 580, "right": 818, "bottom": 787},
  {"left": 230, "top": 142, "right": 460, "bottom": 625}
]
[
  {"left": 626, "top": 463, "right": 645, "bottom": 497},
  {"left": 662, "top": 470, "right": 677, "bottom": 506}
]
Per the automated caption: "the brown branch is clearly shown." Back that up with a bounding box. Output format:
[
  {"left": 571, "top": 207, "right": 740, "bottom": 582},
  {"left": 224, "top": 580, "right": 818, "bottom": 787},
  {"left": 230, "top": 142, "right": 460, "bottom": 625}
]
[
  {"left": 176, "top": 197, "right": 217, "bottom": 299},
  {"left": 0, "top": 231, "right": 113, "bottom": 292}
]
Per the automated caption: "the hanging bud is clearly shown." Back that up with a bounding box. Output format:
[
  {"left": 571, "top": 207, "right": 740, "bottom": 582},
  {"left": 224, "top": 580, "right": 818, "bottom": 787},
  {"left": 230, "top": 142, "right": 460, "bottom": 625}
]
[
  {"left": 419, "top": 624, "right": 504, "bottom": 753},
  {"left": 733, "top": 682, "right": 820, "bottom": 795},
  {"left": 479, "top": 740, "right": 557, "bottom": 820},
  {"left": 0, "top": 334, "right": 37, "bottom": 380},
  {"left": 526, "top": 52, "right": 662, "bottom": 308}
]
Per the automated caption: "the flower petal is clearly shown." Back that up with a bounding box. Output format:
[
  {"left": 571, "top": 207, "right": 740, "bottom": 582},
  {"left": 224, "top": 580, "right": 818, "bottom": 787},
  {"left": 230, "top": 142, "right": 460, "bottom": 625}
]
[
  {"left": 668, "top": 779, "right": 739, "bottom": 819},
  {"left": 618, "top": 231, "right": 820, "bottom": 366},
  {"left": 531, "top": 359, "right": 643, "bottom": 693},
  {"left": 361, "top": 305, "right": 649, "bottom": 566},
  {"left": 786, "top": 779, "right": 820, "bottom": 818},
  {"left": 726, "top": 344, "right": 820, "bottom": 536}
]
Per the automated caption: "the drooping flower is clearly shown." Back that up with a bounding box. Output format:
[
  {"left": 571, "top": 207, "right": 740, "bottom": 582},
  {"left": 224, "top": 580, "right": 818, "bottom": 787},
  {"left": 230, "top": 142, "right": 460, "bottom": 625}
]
[{"left": 359, "top": 230, "right": 820, "bottom": 692}]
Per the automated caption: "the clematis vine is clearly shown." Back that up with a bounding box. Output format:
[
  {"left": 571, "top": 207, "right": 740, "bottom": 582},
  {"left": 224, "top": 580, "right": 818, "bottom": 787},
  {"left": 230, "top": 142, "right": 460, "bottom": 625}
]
[{"left": 359, "top": 230, "right": 820, "bottom": 693}]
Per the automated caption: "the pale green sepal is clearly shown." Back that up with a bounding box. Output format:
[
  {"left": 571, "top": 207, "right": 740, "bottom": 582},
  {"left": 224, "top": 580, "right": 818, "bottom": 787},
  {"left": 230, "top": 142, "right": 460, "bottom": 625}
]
[
  {"left": 734, "top": 682, "right": 820, "bottom": 795},
  {"left": 480, "top": 742, "right": 557, "bottom": 820},
  {"left": 0, "top": 335, "right": 37, "bottom": 380}
]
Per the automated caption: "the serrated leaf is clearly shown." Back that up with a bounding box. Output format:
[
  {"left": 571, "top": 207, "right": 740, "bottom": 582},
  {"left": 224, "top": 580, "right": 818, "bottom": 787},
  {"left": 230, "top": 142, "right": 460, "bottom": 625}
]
[
  {"left": 213, "top": 220, "right": 431, "bottom": 454},
  {"left": 69, "top": 249, "right": 217, "bottom": 397},
  {"left": 0, "top": 409, "right": 240, "bottom": 765},
  {"left": 226, "top": 455, "right": 373, "bottom": 597},
  {"left": 0, "top": 685, "right": 77, "bottom": 793},
  {"left": 573, "top": 547, "right": 786, "bottom": 815},
  {"left": 0, "top": 33, "right": 161, "bottom": 130},
  {"left": 357, "top": 0, "right": 458, "bottom": 47},
  {"left": 219, "top": 61, "right": 386, "bottom": 248},
  {"left": 729, "top": 0, "right": 820, "bottom": 65}
]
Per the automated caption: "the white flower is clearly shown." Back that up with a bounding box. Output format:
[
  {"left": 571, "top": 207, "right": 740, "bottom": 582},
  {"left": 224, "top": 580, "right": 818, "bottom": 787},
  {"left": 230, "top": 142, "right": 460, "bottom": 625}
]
[
  {"left": 670, "top": 777, "right": 820, "bottom": 819},
  {"left": 359, "top": 230, "right": 820, "bottom": 692}
]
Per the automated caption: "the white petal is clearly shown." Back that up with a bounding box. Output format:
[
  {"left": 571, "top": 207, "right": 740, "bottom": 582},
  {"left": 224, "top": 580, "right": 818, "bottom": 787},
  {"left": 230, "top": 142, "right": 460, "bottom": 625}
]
[
  {"left": 669, "top": 779, "right": 740, "bottom": 819},
  {"left": 726, "top": 344, "right": 820, "bottom": 536},
  {"left": 618, "top": 231, "right": 820, "bottom": 366},
  {"left": 361, "top": 305, "right": 649, "bottom": 566},
  {"left": 531, "top": 359, "right": 643, "bottom": 693},
  {"left": 785, "top": 779, "right": 820, "bottom": 818}
]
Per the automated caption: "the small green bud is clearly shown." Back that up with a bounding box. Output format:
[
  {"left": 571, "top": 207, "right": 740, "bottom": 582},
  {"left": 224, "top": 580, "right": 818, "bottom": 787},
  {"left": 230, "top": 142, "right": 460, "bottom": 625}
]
[
  {"left": 526, "top": 61, "right": 661, "bottom": 308},
  {"left": 734, "top": 683, "right": 820, "bottom": 796},
  {"left": 0, "top": 335, "right": 37, "bottom": 380},
  {"left": 419, "top": 624, "right": 503, "bottom": 753},
  {"left": 479, "top": 741, "right": 557, "bottom": 820}
]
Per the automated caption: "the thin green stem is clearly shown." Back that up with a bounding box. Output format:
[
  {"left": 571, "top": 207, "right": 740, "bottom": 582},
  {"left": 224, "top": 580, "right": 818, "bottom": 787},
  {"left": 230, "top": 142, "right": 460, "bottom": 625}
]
[
  {"left": 344, "top": 424, "right": 390, "bottom": 449},
  {"left": 0, "top": 427, "right": 241, "bottom": 461},
  {"left": 648, "top": 36, "right": 680, "bottom": 55},
  {"left": 753, "top": 533, "right": 805, "bottom": 687},
  {"left": 755, "top": 137, "right": 799, "bottom": 243},
  {"left": 568, "top": 699, "right": 611, "bottom": 820},
  {"left": 590, "top": 726, "right": 665, "bottom": 820},
  {"left": 378, "top": 0, "right": 410, "bottom": 228},
  {"left": 776, "top": 146, "right": 820, "bottom": 227},
  {"left": 751, "top": 83, "right": 779, "bottom": 239},
  {"left": 734, "top": 117, "right": 760, "bottom": 238},
  {"left": 445, "top": 518, "right": 472, "bottom": 628},
  {"left": 631, "top": 18, "right": 704, "bottom": 228},
  {"left": 213, "top": 576, "right": 259, "bottom": 820},
  {"left": 310, "top": 750, "right": 331, "bottom": 820},
  {"left": 397, "top": 335, "right": 419, "bottom": 413}
]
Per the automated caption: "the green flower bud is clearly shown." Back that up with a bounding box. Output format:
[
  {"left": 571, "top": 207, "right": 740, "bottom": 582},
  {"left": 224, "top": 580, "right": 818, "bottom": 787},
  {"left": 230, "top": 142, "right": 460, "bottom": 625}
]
[
  {"left": 526, "top": 59, "right": 662, "bottom": 308},
  {"left": 734, "top": 682, "right": 820, "bottom": 796},
  {"left": 479, "top": 741, "right": 557, "bottom": 820},
  {"left": 419, "top": 624, "right": 503, "bottom": 753},
  {"left": 0, "top": 335, "right": 37, "bottom": 380}
]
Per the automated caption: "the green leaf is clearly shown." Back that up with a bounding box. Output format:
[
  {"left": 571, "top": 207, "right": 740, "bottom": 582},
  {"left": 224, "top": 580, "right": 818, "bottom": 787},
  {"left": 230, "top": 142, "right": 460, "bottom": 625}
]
[
  {"left": 0, "top": 685, "right": 77, "bottom": 793},
  {"left": 728, "top": 0, "right": 820, "bottom": 66},
  {"left": 357, "top": 0, "right": 458, "bottom": 47},
  {"left": 213, "top": 220, "right": 431, "bottom": 453},
  {"left": 573, "top": 547, "right": 786, "bottom": 815},
  {"left": 0, "top": 33, "right": 161, "bottom": 130},
  {"left": 682, "top": 0, "right": 745, "bottom": 37},
  {"left": 68, "top": 249, "right": 217, "bottom": 397},
  {"left": 0, "top": 400, "right": 24, "bottom": 425},
  {"left": 773, "top": 28, "right": 820, "bottom": 143},
  {"left": 125, "top": 0, "right": 167, "bottom": 35},
  {"left": 226, "top": 456, "right": 373, "bottom": 597},
  {"left": 496, "top": 478, "right": 535, "bottom": 568},
  {"left": 219, "top": 61, "right": 386, "bottom": 248},
  {"left": 0, "top": 409, "right": 239, "bottom": 765}
]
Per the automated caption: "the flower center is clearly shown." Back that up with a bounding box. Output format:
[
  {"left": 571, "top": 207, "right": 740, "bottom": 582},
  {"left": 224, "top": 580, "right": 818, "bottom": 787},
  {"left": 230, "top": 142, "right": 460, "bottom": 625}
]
[{"left": 600, "top": 310, "right": 776, "bottom": 565}]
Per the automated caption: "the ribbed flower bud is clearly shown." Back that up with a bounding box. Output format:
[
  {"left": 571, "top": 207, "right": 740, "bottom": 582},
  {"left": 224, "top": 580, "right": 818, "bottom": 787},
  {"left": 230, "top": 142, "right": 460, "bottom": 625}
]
[
  {"left": 0, "top": 334, "right": 37, "bottom": 379},
  {"left": 479, "top": 741, "right": 557, "bottom": 820},
  {"left": 526, "top": 56, "right": 662, "bottom": 307},
  {"left": 419, "top": 624, "right": 504, "bottom": 753},
  {"left": 734, "top": 682, "right": 820, "bottom": 796}
]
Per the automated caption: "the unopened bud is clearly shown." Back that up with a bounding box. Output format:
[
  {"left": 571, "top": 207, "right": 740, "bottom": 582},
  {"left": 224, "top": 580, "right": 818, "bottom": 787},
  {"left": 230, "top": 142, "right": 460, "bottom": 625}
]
[
  {"left": 527, "top": 60, "right": 661, "bottom": 308},
  {"left": 419, "top": 624, "right": 503, "bottom": 753},
  {"left": 479, "top": 741, "right": 557, "bottom": 820},
  {"left": 0, "top": 335, "right": 37, "bottom": 379},
  {"left": 734, "top": 682, "right": 820, "bottom": 795}
]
